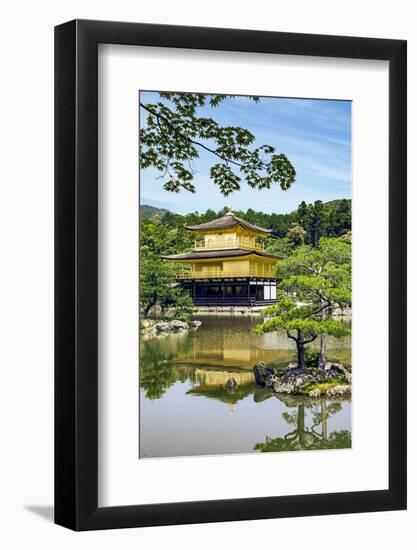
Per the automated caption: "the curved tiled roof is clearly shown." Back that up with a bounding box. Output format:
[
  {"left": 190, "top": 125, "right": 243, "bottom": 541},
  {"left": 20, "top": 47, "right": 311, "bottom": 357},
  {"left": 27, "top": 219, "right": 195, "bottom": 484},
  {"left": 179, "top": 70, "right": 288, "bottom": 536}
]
[
  {"left": 161, "top": 249, "right": 284, "bottom": 261},
  {"left": 186, "top": 213, "right": 272, "bottom": 234}
]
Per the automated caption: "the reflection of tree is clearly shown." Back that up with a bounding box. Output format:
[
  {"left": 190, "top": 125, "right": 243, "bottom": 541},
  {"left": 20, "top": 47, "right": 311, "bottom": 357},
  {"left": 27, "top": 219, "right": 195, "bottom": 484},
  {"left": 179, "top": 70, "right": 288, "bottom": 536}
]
[
  {"left": 254, "top": 395, "right": 351, "bottom": 452},
  {"left": 140, "top": 338, "right": 195, "bottom": 399}
]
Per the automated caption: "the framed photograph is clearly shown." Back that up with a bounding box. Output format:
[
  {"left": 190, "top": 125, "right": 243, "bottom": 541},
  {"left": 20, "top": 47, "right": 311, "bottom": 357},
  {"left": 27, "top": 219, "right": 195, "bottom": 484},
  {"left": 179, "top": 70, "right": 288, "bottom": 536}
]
[{"left": 55, "top": 20, "right": 406, "bottom": 530}]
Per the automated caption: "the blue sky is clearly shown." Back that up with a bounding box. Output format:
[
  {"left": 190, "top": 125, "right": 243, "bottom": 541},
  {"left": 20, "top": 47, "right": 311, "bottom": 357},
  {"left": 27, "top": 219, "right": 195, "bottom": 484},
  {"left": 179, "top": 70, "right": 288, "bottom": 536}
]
[{"left": 139, "top": 92, "right": 351, "bottom": 215}]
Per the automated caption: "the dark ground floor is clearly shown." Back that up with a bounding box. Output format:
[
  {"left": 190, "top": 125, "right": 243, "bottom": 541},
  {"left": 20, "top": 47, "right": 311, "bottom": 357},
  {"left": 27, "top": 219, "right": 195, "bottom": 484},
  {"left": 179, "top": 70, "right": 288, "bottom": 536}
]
[{"left": 178, "top": 278, "right": 277, "bottom": 306}]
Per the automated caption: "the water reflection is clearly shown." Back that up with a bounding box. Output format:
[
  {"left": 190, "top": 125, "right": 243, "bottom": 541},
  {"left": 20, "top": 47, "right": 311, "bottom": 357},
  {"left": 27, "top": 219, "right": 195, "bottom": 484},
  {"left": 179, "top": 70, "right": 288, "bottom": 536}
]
[
  {"left": 142, "top": 315, "right": 351, "bottom": 372},
  {"left": 139, "top": 315, "right": 351, "bottom": 458},
  {"left": 187, "top": 369, "right": 255, "bottom": 412},
  {"left": 254, "top": 394, "right": 351, "bottom": 452}
]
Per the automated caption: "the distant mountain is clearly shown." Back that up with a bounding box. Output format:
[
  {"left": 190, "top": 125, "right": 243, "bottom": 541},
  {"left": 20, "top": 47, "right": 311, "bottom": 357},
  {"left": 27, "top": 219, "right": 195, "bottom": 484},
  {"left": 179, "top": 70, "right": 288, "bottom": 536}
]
[{"left": 140, "top": 204, "right": 171, "bottom": 221}]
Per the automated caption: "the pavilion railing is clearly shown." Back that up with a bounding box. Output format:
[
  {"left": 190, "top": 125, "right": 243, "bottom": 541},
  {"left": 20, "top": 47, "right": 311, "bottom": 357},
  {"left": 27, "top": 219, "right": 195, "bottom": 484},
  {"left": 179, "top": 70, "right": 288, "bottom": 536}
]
[
  {"left": 175, "top": 266, "right": 274, "bottom": 279},
  {"left": 193, "top": 237, "right": 264, "bottom": 251}
]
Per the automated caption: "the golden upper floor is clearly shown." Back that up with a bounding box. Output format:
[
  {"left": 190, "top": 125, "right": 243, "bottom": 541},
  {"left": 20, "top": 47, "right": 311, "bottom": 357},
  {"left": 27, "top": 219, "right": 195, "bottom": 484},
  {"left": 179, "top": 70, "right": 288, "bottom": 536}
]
[
  {"left": 193, "top": 232, "right": 264, "bottom": 252},
  {"left": 186, "top": 209, "right": 270, "bottom": 253}
]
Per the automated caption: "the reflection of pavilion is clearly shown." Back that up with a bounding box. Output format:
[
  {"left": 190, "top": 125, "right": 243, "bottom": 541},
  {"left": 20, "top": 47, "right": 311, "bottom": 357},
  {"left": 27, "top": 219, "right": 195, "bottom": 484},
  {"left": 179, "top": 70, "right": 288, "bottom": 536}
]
[
  {"left": 178, "top": 341, "right": 290, "bottom": 369},
  {"left": 176, "top": 317, "right": 291, "bottom": 368},
  {"left": 187, "top": 366, "right": 255, "bottom": 411},
  {"left": 185, "top": 344, "right": 283, "bottom": 367},
  {"left": 194, "top": 368, "right": 254, "bottom": 386}
]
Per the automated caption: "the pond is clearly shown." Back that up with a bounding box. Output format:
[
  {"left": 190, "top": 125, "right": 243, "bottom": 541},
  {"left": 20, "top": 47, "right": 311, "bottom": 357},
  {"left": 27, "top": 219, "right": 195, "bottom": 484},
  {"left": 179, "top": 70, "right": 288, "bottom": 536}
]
[{"left": 139, "top": 315, "right": 351, "bottom": 458}]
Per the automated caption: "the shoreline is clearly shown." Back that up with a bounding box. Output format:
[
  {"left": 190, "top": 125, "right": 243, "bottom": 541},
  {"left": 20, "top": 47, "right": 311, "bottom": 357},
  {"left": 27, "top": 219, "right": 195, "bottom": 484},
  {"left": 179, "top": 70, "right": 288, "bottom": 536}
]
[
  {"left": 143, "top": 304, "right": 352, "bottom": 318},
  {"left": 192, "top": 306, "right": 352, "bottom": 317}
]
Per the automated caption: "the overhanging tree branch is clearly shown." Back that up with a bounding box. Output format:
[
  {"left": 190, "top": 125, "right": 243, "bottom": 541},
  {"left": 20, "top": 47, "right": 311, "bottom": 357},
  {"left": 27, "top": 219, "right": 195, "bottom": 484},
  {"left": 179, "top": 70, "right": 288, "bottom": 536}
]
[
  {"left": 139, "top": 93, "right": 296, "bottom": 196},
  {"left": 141, "top": 102, "right": 249, "bottom": 170}
]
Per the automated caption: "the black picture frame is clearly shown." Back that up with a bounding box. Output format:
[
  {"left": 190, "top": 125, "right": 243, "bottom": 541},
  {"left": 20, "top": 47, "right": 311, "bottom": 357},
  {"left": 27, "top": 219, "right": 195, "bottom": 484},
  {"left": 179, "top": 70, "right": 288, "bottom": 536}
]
[{"left": 55, "top": 19, "right": 407, "bottom": 531}]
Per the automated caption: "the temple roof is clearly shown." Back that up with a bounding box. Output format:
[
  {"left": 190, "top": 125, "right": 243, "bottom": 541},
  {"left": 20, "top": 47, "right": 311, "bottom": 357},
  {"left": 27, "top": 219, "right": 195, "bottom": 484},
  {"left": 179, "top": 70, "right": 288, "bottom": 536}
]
[
  {"left": 161, "top": 249, "right": 284, "bottom": 261},
  {"left": 186, "top": 211, "right": 272, "bottom": 235}
]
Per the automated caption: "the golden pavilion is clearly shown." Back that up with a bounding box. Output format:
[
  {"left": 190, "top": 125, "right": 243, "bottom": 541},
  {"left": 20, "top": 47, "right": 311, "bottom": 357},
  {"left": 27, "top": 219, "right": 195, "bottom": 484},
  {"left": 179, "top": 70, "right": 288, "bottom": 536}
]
[{"left": 161, "top": 209, "right": 283, "bottom": 306}]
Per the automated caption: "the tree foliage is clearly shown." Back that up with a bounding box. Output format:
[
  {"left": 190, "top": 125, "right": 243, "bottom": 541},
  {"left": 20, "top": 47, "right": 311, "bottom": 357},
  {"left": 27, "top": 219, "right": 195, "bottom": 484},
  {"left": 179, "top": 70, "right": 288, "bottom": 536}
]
[
  {"left": 296, "top": 198, "right": 352, "bottom": 246},
  {"left": 140, "top": 92, "right": 296, "bottom": 196},
  {"left": 140, "top": 220, "right": 194, "bottom": 319},
  {"left": 287, "top": 223, "right": 307, "bottom": 246}
]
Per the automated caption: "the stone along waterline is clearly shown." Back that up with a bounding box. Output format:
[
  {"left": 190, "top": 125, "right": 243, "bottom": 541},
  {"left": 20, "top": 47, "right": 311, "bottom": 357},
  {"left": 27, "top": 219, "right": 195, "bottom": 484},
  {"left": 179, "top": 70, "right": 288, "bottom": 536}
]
[{"left": 139, "top": 315, "right": 351, "bottom": 458}]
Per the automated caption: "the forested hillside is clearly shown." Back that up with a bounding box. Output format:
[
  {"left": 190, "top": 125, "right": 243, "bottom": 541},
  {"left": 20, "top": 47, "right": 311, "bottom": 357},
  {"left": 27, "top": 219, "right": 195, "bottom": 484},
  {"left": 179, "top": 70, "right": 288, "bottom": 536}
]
[{"left": 140, "top": 204, "right": 170, "bottom": 222}]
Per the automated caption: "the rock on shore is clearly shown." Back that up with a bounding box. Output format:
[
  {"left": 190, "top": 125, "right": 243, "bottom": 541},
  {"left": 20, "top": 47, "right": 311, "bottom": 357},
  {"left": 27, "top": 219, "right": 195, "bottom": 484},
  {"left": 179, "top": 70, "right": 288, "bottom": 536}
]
[
  {"left": 253, "top": 361, "right": 352, "bottom": 397},
  {"left": 273, "top": 367, "right": 316, "bottom": 394},
  {"left": 326, "top": 385, "right": 352, "bottom": 397},
  {"left": 253, "top": 362, "right": 275, "bottom": 385},
  {"left": 141, "top": 319, "right": 202, "bottom": 336}
]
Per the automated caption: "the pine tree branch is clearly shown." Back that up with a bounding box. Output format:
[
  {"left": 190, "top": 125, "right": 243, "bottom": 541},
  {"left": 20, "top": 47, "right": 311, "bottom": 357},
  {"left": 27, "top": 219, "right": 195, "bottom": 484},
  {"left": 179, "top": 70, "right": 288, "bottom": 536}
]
[
  {"left": 300, "top": 335, "right": 318, "bottom": 345},
  {"left": 286, "top": 329, "right": 298, "bottom": 343}
]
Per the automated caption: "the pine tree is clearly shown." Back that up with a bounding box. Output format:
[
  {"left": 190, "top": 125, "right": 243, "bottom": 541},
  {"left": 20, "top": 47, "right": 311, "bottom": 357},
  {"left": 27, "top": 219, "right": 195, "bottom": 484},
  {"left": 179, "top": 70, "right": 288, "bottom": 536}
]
[{"left": 255, "top": 237, "right": 351, "bottom": 369}]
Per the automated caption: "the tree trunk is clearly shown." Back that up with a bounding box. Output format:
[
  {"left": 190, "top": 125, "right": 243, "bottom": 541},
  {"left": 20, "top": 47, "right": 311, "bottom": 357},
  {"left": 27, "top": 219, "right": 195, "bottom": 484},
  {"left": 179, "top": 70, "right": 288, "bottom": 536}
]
[
  {"left": 318, "top": 302, "right": 328, "bottom": 368},
  {"left": 296, "top": 329, "right": 306, "bottom": 369},
  {"left": 318, "top": 332, "right": 326, "bottom": 368},
  {"left": 143, "top": 294, "right": 157, "bottom": 319}
]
